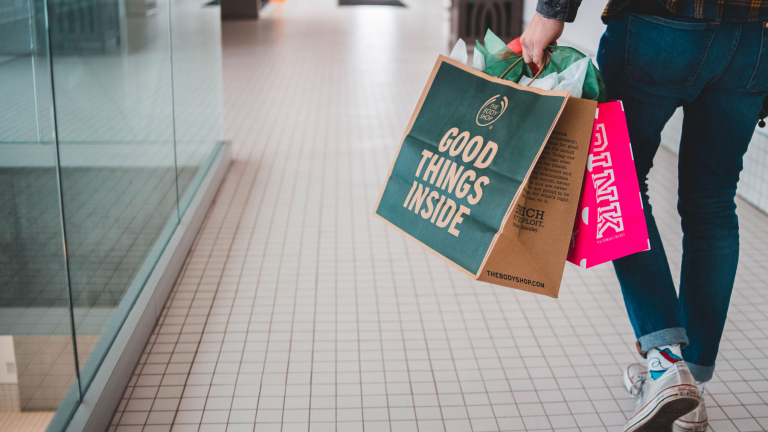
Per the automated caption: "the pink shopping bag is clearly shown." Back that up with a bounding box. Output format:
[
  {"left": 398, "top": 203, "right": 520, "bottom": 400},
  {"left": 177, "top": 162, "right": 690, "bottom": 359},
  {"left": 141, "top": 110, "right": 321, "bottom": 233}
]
[{"left": 566, "top": 101, "right": 650, "bottom": 269}]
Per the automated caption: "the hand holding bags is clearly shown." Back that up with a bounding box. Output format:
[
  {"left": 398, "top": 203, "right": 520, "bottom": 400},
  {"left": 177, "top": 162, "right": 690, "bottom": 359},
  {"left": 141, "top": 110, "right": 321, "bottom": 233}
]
[{"left": 373, "top": 55, "right": 597, "bottom": 297}]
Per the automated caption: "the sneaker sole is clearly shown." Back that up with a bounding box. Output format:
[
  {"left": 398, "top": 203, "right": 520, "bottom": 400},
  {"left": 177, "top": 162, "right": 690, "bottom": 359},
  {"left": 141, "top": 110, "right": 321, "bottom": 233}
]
[
  {"left": 673, "top": 420, "right": 708, "bottom": 432},
  {"left": 624, "top": 385, "right": 700, "bottom": 432}
]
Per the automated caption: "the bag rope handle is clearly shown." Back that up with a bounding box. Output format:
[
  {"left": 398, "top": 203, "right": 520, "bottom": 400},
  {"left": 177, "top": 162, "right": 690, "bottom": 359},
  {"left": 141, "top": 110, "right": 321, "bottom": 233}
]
[{"left": 498, "top": 52, "right": 551, "bottom": 86}]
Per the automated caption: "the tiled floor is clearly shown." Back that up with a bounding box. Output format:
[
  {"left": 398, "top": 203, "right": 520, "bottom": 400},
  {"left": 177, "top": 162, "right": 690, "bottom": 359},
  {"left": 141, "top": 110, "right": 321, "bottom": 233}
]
[
  {"left": 0, "top": 412, "right": 55, "bottom": 432},
  {"left": 13, "top": 334, "right": 98, "bottom": 411},
  {"left": 111, "top": 0, "right": 768, "bottom": 431}
]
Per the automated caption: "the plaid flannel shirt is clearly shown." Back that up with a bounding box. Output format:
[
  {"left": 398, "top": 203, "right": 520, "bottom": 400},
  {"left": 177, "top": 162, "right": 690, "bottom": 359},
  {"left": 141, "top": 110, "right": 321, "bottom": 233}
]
[{"left": 536, "top": 0, "right": 768, "bottom": 23}]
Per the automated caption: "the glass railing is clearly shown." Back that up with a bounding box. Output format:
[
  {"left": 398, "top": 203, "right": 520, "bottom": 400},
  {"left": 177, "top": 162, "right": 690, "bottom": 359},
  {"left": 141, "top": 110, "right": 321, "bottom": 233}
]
[{"left": 0, "top": 0, "right": 223, "bottom": 428}]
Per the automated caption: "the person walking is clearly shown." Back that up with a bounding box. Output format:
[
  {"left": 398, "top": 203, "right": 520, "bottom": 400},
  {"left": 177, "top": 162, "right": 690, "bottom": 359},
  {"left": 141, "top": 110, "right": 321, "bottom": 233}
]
[{"left": 520, "top": 0, "right": 768, "bottom": 430}]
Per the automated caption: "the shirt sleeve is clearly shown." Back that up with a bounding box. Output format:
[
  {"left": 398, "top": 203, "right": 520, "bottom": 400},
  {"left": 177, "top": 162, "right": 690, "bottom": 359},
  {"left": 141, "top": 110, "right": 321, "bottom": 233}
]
[{"left": 536, "top": 0, "right": 582, "bottom": 22}]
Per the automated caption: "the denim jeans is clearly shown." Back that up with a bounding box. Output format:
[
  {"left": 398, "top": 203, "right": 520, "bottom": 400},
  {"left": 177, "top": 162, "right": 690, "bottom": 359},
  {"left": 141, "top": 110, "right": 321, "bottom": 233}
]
[{"left": 597, "top": 13, "right": 768, "bottom": 382}]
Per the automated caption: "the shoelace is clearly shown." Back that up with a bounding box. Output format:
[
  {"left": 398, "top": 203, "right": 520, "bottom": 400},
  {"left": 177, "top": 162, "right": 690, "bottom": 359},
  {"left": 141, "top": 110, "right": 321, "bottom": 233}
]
[{"left": 630, "top": 373, "right": 647, "bottom": 398}]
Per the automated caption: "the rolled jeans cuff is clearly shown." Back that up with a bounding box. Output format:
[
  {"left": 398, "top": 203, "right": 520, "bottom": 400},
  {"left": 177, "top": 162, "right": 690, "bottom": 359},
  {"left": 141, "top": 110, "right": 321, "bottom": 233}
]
[
  {"left": 686, "top": 361, "right": 715, "bottom": 383},
  {"left": 636, "top": 328, "right": 689, "bottom": 356}
]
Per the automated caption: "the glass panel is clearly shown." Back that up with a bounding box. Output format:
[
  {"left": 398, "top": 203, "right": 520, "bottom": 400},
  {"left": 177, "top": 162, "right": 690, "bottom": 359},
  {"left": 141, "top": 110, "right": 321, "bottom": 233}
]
[
  {"left": 170, "top": 0, "right": 223, "bottom": 212},
  {"left": 45, "top": 0, "right": 180, "bottom": 390},
  {"left": 2, "top": 0, "right": 224, "bottom": 426},
  {"left": 0, "top": 0, "right": 81, "bottom": 427}
]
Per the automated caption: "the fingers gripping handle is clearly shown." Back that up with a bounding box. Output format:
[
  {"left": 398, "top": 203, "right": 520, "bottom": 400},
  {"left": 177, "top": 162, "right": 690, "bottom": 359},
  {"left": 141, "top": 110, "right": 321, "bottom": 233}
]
[{"left": 498, "top": 52, "right": 551, "bottom": 86}]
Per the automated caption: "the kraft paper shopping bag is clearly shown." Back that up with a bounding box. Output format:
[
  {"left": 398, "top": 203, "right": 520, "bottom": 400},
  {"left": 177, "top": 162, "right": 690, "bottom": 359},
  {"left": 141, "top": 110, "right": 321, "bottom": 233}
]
[
  {"left": 374, "top": 55, "right": 597, "bottom": 297},
  {"left": 567, "top": 101, "right": 650, "bottom": 268},
  {"left": 479, "top": 96, "right": 598, "bottom": 295}
]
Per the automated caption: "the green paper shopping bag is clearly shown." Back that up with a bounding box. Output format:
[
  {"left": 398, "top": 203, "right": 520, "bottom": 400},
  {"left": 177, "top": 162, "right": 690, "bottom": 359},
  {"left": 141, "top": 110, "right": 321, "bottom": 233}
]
[{"left": 374, "top": 55, "right": 596, "bottom": 297}]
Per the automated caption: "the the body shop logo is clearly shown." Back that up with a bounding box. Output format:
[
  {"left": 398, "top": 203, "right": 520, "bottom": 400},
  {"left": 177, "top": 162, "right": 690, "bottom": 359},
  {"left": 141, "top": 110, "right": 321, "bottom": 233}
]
[{"left": 476, "top": 95, "right": 508, "bottom": 126}]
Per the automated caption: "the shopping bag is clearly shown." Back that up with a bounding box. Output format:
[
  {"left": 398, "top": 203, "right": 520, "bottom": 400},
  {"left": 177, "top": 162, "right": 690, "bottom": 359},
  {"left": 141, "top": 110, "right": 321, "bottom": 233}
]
[
  {"left": 567, "top": 101, "right": 650, "bottom": 268},
  {"left": 374, "top": 55, "right": 597, "bottom": 297}
]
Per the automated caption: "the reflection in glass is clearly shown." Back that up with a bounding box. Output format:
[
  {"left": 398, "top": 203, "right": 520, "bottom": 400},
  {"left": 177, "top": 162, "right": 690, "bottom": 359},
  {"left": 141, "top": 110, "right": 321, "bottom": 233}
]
[
  {"left": 46, "top": 0, "right": 180, "bottom": 389},
  {"left": 1, "top": 0, "right": 222, "bottom": 425},
  {"left": 0, "top": 0, "right": 80, "bottom": 426},
  {"left": 45, "top": 0, "right": 223, "bottom": 392},
  {"left": 171, "top": 0, "right": 224, "bottom": 212}
]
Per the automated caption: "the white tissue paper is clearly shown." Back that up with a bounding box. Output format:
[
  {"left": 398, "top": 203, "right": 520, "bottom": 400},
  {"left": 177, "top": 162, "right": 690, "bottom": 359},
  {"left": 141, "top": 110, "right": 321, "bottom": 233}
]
[
  {"left": 553, "top": 57, "right": 589, "bottom": 98},
  {"left": 449, "top": 39, "right": 468, "bottom": 66},
  {"left": 517, "top": 57, "right": 591, "bottom": 99},
  {"left": 519, "top": 72, "right": 558, "bottom": 91},
  {"left": 472, "top": 51, "right": 486, "bottom": 72},
  {"left": 449, "top": 39, "right": 487, "bottom": 71}
]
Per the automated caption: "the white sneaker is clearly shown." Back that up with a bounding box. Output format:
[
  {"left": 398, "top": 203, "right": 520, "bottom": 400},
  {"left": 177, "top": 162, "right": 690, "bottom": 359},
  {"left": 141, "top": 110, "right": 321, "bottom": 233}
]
[
  {"left": 622, "top": 362, "right": 700, "bottom": 432},
  {"left": 674, "top": 397, "right": 708, "bottom": 431},
  {"left": 624, "top": 363, "right": 648, "bottom": 396}
]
